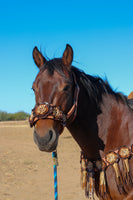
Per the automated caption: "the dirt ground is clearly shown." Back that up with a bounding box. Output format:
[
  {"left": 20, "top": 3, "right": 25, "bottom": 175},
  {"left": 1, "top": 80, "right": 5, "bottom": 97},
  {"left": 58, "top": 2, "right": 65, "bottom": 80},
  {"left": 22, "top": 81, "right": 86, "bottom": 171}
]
[{"left": 0, "top": 121, "right": 99, "bottom": 200}]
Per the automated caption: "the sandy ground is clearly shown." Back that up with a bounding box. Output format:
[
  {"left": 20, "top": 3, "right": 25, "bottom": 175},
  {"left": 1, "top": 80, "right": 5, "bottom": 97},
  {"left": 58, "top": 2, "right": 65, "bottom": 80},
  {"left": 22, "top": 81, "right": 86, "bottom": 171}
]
[{"left": 0, "top": 121, "right": 98, "bottom": 200}]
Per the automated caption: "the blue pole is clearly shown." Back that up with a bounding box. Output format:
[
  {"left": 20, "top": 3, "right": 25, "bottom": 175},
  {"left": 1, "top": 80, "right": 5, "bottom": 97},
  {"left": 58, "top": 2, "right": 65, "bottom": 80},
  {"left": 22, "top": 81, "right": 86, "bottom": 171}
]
[{"left": 52, "top": 151, "right": 58, "bottom": 200}]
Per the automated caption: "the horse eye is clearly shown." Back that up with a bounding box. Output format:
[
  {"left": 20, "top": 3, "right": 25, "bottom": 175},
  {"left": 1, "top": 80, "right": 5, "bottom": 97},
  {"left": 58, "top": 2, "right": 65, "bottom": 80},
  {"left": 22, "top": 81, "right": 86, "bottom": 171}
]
[{"left": 63, "top": 85, "right": 70, "bottom": 91}]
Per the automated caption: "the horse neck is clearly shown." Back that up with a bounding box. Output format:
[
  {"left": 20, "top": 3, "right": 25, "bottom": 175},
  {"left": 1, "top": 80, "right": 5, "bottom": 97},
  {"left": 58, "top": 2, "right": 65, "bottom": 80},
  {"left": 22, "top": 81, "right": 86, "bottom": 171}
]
[
  {"left": 67, "top": 72, "right": 102, "bottom": 160},
  {"left": 97, "top": 94, "right": 133, "bottom": 154}
]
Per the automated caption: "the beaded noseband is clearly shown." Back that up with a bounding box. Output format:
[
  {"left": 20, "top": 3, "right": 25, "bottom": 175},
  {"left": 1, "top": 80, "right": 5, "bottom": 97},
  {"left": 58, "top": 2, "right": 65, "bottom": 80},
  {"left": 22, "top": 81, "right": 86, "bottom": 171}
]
[{"left": 29, "top": 74, "right": 79, "bottom": 127}]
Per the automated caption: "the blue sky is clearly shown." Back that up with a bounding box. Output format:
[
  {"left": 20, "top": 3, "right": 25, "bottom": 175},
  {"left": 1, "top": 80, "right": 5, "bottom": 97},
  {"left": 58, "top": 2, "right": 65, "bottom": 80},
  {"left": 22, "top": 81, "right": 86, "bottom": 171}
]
[{"left": 0, "top": 0, "right": 133, "bottom": 113}]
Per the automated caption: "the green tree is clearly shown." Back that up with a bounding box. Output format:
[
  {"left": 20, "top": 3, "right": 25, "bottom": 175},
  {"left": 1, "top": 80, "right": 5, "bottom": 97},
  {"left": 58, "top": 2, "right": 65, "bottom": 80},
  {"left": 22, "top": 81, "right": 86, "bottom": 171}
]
[{"left": 0, "top": 111, "right": 29, "bottom": 121}]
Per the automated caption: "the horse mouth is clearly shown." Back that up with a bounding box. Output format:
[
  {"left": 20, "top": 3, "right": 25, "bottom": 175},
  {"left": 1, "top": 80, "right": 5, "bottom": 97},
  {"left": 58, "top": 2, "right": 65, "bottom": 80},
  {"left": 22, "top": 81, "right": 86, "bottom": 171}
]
[
  {"left": 37, "top": 139, "right": 58, "bottom": 152},
  {"left": 33, "top": 129, "right": 59, "bottom": 152}
]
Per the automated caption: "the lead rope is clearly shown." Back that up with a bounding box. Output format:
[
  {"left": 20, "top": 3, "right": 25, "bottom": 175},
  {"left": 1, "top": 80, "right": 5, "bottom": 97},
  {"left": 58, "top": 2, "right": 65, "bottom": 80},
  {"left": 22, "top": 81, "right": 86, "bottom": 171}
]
[{"left": 52, "top": 150, "right": 59, "bottom": 200}]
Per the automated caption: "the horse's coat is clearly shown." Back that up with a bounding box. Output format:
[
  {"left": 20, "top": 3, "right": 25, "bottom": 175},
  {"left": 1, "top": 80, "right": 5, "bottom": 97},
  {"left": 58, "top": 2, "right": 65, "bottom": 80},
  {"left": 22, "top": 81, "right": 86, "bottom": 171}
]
[{"left": 30, "top": 44, "right": 133, "bottom": 199}]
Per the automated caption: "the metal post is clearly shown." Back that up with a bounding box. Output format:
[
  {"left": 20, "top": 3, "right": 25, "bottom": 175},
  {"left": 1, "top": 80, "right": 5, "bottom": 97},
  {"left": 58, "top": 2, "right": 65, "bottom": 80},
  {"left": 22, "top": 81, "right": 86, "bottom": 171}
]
[{"left": 52, "top": 150, "right": 58, "bottom": 200}]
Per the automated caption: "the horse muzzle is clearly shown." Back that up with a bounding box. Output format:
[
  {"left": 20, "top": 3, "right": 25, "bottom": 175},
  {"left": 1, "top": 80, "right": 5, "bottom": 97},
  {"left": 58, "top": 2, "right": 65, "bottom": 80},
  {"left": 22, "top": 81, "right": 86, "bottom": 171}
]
[{"left": 33, "top": 127, "right": 59, "bottom": 152}]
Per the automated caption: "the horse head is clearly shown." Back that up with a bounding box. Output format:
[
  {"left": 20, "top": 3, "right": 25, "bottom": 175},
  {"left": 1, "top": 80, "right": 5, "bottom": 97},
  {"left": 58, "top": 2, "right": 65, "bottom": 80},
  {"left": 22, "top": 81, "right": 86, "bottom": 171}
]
[{"left": 30, "top": 44, "right": 76, "bottom": 152}]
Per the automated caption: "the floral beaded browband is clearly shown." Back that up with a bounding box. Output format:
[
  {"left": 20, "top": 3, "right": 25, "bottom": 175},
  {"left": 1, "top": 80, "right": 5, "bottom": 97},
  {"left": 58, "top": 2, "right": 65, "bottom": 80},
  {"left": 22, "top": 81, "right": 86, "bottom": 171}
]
[{"left": 80, "top": 145, "right": 133, "bottom": 199}]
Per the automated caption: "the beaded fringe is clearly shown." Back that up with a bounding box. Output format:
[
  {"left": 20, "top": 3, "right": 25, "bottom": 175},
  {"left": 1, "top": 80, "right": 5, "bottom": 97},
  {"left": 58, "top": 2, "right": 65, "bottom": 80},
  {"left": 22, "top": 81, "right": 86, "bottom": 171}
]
[{"left": 80, "top": 145, "right": 133, "bottom": 199}]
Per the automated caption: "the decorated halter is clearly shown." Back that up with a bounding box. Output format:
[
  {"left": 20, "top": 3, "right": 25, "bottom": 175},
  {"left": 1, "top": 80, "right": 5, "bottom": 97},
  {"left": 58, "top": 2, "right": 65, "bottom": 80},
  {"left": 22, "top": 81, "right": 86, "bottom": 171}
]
[{"left": 29, "top": 73, "right": 79, "bottom": 127}]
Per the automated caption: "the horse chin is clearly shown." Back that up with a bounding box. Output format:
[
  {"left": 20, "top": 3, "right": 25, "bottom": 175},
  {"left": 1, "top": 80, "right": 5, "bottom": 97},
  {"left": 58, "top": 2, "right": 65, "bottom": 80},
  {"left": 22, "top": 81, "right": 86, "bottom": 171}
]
[
  {"left": 33, "top": 129, "right": 59, "bottom": 153},
  {"left": 38, "top": 142, "right": 58, "bottom": 152}
]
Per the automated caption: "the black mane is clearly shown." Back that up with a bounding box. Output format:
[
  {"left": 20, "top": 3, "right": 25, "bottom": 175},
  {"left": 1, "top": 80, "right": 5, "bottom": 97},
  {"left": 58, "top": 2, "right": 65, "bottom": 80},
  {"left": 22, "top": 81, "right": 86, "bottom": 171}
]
[
  {"left": 71, "top": 66, "right": 128, "bottom": 106},
  {"left": 42, "top": 58, "right": 66, "bottom": 77},
  {"left": 41, "top": 58, "right": 128, "bottom": 107}
]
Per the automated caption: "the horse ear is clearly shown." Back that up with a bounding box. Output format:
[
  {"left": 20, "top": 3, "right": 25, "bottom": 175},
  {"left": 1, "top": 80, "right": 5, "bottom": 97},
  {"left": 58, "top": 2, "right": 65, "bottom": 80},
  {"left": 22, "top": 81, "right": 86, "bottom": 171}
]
[
  {"left": 62, "top": 44, "right": 73, "bottom": 68},
  {"left": 32, "top": 47, "right": 46, "bottom": 68}
]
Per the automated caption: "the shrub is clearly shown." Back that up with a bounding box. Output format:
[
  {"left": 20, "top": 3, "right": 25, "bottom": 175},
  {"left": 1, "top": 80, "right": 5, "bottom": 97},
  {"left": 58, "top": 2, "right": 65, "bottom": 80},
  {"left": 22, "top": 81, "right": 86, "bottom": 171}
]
[{"left": 0, "top": 111, "right": 30, "bottom": 121}]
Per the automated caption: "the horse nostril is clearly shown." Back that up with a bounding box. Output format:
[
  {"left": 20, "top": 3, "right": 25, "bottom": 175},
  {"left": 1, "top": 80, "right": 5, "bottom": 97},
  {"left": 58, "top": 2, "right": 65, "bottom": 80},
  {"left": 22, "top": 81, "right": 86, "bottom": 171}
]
[{"left": 49, "top": 130, "right": 53, "bottom": 141}]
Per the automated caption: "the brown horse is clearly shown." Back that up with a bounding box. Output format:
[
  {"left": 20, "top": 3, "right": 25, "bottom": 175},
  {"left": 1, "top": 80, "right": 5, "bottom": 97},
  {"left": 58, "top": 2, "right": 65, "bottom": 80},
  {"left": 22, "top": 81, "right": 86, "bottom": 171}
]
[{"left": 29, "top": 44, "right": 133, "bottom": 200}]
